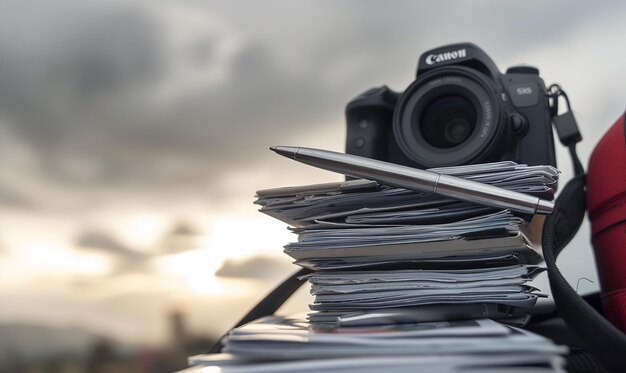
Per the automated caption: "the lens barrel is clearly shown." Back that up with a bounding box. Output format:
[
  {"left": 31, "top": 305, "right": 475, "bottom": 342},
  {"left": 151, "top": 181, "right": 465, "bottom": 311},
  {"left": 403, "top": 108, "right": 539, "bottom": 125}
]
[{"left": 393, "top": 67, "right": 506, "bottom": 168}]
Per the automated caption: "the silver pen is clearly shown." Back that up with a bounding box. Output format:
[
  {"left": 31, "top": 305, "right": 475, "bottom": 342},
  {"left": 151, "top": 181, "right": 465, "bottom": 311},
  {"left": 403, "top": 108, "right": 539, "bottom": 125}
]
[{"left": 269, "top": 146, "right": 554, "bottom": 215}]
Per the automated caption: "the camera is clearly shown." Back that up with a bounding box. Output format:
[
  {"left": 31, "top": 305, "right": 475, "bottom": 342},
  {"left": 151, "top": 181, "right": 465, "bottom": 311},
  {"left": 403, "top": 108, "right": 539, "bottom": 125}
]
[{"left": 345, "top": 43, "right": 557, "bottom": 169}]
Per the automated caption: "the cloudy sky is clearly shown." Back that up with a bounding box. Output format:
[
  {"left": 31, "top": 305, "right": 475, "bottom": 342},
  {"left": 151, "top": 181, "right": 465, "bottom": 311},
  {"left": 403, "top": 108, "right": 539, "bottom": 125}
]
[{"left": 0, "top": 0, "right": 625, "bottom": 348}]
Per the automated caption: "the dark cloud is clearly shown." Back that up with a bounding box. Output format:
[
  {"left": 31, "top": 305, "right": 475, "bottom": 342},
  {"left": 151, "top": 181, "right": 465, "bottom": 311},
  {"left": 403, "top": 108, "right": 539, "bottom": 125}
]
[
  {"left": 75, "top": 222, "right": 205, "bottom": 274},
  {"left": 0, "top": 1, "right": 166, "bottom": 187},
  {"left": 75, "top": 229, "right": 147, "bottom": 273},
  {"left": 0, "top": 1, "right": 348, "bottom": 196},
  {"left": 215, "top": 255, "right": 292, "bottom": 280},
  {"left": 0, "top": 0, "right": 626, "bottom": 210},
  {"left": 0, "top": 185, "right": 38, "bottom": 209},
  {"left": 167, "top": 221, "right": 201, "bottom": 237},
  {"left": 76, "top": 230, "right": 140, "bottom": 259},
  {"left": 159, "top": 221, "right": 205, "bottom": 254}
]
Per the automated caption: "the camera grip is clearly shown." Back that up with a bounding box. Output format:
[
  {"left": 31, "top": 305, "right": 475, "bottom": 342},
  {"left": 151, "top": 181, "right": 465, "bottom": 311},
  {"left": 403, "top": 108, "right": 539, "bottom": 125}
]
[{"left": 345, "top": 86, "right": 398, "bottom": 161}]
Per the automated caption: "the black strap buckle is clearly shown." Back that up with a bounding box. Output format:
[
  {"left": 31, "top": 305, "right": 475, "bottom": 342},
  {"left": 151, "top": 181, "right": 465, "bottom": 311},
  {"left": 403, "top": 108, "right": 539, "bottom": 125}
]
[{"left": 549, "top": 84, "right": 583, "bottom": 147}]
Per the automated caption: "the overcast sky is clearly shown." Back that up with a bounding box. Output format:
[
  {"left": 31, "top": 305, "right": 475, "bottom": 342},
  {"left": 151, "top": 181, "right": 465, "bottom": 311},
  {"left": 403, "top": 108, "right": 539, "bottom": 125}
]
[{"left": 1, "top": 0, "right": 625, "bottom": 346}]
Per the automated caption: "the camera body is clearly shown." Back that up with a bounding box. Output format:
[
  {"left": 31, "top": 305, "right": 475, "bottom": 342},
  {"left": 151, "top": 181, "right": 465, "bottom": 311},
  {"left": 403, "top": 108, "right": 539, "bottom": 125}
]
[{"left": 345, "top": 43, "right": 557, "bottom": 169}]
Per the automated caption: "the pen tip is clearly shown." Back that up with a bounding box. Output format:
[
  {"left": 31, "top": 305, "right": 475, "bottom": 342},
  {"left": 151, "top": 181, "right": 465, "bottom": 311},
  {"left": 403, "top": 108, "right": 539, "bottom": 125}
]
[{"left": 269, "top": 146, "right": 299, "bottom": 158}]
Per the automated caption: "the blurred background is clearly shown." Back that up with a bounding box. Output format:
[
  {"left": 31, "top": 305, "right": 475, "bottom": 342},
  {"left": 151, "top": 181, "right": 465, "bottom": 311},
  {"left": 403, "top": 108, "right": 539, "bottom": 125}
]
[{"left": 1, "top": 1, "right": 625, "bottom": 372}]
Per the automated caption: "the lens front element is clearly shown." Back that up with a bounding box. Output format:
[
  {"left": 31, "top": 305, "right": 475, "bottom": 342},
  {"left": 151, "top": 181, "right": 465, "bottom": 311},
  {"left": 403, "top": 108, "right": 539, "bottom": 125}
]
[{"left": 420, "top": 95, "right": 477, "bottom": 148}]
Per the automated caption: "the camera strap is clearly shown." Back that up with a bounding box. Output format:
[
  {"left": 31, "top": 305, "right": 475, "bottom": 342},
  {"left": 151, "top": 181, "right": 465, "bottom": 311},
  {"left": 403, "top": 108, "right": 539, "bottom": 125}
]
[
  {"left": 544, "top": 87, "right": 626, "bottom": 371},
  {"left": 208, "top": 267, "right": 311, "bottom": 353}
]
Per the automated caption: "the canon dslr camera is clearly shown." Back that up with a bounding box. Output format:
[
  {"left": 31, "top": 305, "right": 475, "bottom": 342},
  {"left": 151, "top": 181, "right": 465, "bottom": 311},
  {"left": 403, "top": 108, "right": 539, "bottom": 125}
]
[{"left": 345, "top": 43, "right": 556, "bottom": 168}]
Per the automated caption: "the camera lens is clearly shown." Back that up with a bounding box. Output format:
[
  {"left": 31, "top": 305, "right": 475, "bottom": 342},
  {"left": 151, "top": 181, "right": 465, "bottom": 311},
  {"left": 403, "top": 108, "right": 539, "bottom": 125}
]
[
  {"left": 393, "top": 67, "right": 506, "bottom": 168},
  {"left": 420, "top": 95, "right": 477, "bottom": 148}
]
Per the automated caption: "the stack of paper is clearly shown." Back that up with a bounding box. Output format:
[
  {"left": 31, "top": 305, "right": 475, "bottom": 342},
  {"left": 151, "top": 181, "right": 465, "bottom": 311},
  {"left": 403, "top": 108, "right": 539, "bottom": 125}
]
[
  {"left": 304, "top": 265, "right": 545, "bottom": 324},
  {"left": 179, "top": 161, "right": 567, "bottom": 372},
  {"left": 253, "top": 161, "right": 557, "bottom": 323},
  {"left": 181, "top": 315, "right": 567, "bottom": 372},
  {"left": 286, "top": 210, "right": 543, "bottom": 271}
]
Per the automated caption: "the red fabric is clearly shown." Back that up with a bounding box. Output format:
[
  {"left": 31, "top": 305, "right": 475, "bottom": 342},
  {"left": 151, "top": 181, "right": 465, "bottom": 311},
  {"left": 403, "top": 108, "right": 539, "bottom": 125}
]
[
  {"left": 587, "top": 113, "right": 626, "bottom": 236},
  {"left": 587, "top": 113, "right": 626, "bottom": 332},
  {"left": 593, "top": 221, "right": 626, "bottom": 331}
]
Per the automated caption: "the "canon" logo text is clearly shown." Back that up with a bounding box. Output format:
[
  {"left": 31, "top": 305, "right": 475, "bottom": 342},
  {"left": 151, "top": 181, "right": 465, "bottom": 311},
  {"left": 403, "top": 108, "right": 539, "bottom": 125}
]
[{"left": 425, "top": 49, "right": 467, "bottom": 65}]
